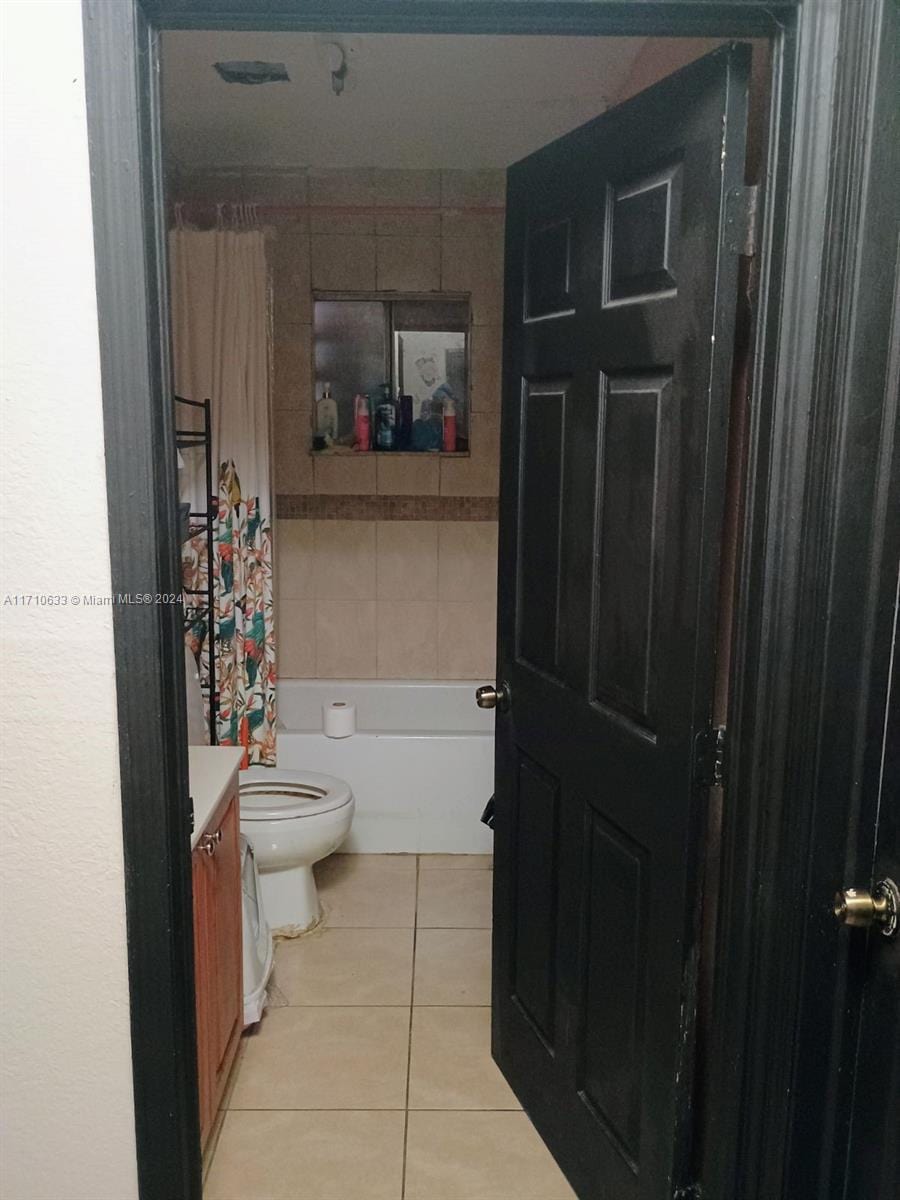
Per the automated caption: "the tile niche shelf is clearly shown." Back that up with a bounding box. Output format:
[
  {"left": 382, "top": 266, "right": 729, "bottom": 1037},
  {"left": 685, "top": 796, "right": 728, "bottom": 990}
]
[{"left": 312, "top": 293, "right": 471, "bottom": 455}]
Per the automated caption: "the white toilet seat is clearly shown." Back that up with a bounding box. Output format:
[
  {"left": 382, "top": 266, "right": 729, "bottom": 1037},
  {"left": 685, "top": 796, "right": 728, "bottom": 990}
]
[{"left": 239, "top": 768, "right": 353, "bottom": 822}]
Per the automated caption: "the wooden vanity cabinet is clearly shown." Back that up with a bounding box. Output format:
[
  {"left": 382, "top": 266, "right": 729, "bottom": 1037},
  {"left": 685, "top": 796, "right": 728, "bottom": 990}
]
[{"left": 192, "top": 785, "right": 242, "bottom": 1147}]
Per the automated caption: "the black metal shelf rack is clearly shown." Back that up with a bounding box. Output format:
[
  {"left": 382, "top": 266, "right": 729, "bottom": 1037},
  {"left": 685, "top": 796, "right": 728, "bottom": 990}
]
[{"left": 175, "top": 394, "right": 217, "bottom": 744}]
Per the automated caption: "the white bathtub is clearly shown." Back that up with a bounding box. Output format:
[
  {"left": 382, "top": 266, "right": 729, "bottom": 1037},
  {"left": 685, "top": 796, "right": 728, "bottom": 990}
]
[{"left": 275, "top": 680, "right": 496, "bottom": 854}]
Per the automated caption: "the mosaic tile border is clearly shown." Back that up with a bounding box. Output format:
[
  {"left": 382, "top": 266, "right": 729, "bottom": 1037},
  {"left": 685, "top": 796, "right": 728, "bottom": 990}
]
[{"left": 276, "top": 494, "right": 498, "bottom": 521}]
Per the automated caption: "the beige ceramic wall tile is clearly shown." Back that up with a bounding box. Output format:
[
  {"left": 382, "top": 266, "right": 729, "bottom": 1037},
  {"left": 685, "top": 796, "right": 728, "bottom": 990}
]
[
  {"left": 311, "top": 234, "right": 377, "bottom": 290},
  {"left": 376, "top": 521, "right": 439, "bottom": 600},
  {"left": 441, "top": 209, "right": 506, "bottom": 239},
  {"left": 313, "top": 520, "right": 376, "bottom": 599},
  {"left": 316, "top": 854, "right": 418, "bottom": 927},
  {"left": 376, "top": 236, "right": 441, "bottom": 292},
  {"left": 310, "top": 209, "right": 376, "bottom": 235},
  {"left": 275, "top": 519, "right": 315, "bottom": 599},
  {"left": 313, "top": 453, "right": 377, "bottom": 494},
  {"left": 308, "top": 167, "right": 376, "bottom": 208},
  {"left": 376, "top": 453, "right": 440, "bottom": 496},
  {"left": 405, "top": 1111, "right": 577, "bottom": 1200},
  {"left": 471, "top": 325, "right": 503, "bottom": 413},
  {"left": 416, "top": 869, "right": 493, "bottom": 929},
  {"left": 243, "top": 167, "right": 308, "bottom": 208},
  {"left": 178, "top": 167, "right": 244, "bottom": 202},
  {"left": 413, "top": 929, "right": 492, "bottom": 1005},
  {"left": 206, "top": 1111, "right": 405, "bottom": 1200},
  {"left": 271, "top": 231, "right": 311, "bottom": 326},
  {"left": 438, "top": 522, "right": 498, "bottom": 603},
  {"left": 376, "top": 601, "right": 439, "bottom": 679},
  {"left": 441, "top": 235, "right": 504, "bottom": 325},
  {"left": 377, "top": 211, "right": 441, "bottom": 237},
  {"left": 229, "top": 1006, "right": 410, "bottom": 1109},
  {"left": 372, "top": 169, "right": 441, "bottom": 208},
  {"left": 272, "top": 928, "right": 414, "bottom": 1005},
  {"left": 440, "top": 413, "right": 500, "bottom": 497},
  {"left": 273, "top": 410, "right": 314, "bottom": 494},
  {"left": 437, "top": 600, "right": 497, "bottom": 680},
  {"left": 315, "top": 600, "right": 376, "bottom": 677},
  {"left": 277, "top": 599, "right": 316, "bottom": 678},
  {"left": 440, "top": 169, "right": 507, "bottom": 209},
  {"left": 408, "top": 1007, "right": 520, "bottom": 1111},
  {"left": 272, "top": 323, "right": 312, "bottom": 410}
]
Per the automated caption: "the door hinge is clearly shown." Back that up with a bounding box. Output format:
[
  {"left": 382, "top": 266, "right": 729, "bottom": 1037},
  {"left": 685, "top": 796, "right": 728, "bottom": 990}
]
[
  {"left": 742, "top": 184, "right": 760, "bottom": 257},
  {"left": 695, "top": 725, "right": 726, "bottom": 789}
]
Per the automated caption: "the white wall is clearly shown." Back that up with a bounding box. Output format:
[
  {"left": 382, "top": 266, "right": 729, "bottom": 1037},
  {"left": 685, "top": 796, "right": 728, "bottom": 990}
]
[{"left": 0, "top": 3, "right": 138, "bottom": 1197}]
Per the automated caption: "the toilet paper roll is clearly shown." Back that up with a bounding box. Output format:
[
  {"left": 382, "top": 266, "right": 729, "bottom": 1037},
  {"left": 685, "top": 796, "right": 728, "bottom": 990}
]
[{"left": 323, "top": 701, "right": 356, "bottom": 738}]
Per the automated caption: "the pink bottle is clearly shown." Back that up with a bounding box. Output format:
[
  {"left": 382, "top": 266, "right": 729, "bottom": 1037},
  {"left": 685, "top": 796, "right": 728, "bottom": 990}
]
[
  {"left": 442, "top": 397, "right": 457, "bottom": 453},
  {"left": 354, "top": 393, "right": 371, "bottom": 451}
]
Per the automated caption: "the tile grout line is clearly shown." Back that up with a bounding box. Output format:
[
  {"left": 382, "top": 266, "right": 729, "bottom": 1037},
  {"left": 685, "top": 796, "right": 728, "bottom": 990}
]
[{"left": 401, "top": 854, "right": 421, "bottom": 1200}]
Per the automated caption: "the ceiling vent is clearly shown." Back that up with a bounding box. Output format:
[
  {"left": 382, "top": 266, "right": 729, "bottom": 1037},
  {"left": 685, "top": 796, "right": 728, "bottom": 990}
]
[{"left": 213, "top": 61, "right": 290, "bottom": 85}]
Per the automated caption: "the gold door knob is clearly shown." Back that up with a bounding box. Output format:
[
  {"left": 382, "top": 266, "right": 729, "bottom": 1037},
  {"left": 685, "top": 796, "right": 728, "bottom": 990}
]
[
  {"left": 475, "top": 682, "right": 510, "bottom": 711},
  {"left": 833, "top": 878, "right": 899, "bottom": 937}
]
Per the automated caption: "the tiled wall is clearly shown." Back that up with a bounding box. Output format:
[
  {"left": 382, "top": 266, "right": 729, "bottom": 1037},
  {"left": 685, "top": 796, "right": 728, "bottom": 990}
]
[
  {"left": 173, "top": 167, "right": 505, "bottom": 680},
  {"left": 276, "top": 519, "right": 498, "bottom": 680},
  {"left": 261, "top": 167, "right": 505, "bottom": 501}
]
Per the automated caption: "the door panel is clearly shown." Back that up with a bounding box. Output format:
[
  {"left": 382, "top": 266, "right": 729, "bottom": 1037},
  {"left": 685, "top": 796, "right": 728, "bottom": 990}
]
[
  {"left": 579, "top": 811, "right": 648, "bottom": 1167},
  {"left": 493, "top": 46, "right": 750, "bottom": 1200},
  {"left": 511, "top": 754, "right": 561, "bottom": 1047},
  {"left": 605, "top": 164, "right": 681, "bottom": 305},
  {"left": 593, "top": 372, "right": 671, "bottom": 729},
  {"left": 518, "top": 382, "right": 569, "bottom": 678}
]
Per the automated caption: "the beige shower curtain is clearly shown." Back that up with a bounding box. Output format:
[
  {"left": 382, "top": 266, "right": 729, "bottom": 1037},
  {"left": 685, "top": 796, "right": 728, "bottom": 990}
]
[{"left": 170, "top": 219, "right": 276, "bottom": 766}]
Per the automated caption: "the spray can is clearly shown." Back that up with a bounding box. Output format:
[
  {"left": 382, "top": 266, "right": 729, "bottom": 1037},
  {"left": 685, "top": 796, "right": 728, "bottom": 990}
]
[{"left": 354, "top": 394, "right": 371, "bottom": 450}]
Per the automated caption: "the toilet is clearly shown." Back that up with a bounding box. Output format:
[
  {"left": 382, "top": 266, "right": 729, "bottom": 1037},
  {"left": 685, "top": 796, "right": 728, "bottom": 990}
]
[{"left": 239, "top": 767, "right": 355, "bottom": 933}]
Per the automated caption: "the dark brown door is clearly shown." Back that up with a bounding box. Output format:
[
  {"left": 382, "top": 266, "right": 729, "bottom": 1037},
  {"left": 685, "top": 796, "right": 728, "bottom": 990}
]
[{"left": 492, "top": 46, "right": 751, "bottom": 1200}]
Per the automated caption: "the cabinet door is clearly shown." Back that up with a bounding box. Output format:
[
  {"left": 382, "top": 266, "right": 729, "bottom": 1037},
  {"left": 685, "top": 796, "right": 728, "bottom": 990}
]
[
  {"left": 191, "top": 846, "right": 214, "bottom": 1145},
  {"left": 209, "top": 791, "right": 242, "bottom": 1106}
]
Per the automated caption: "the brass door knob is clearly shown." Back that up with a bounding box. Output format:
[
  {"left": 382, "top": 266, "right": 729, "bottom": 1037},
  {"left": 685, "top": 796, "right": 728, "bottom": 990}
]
[
  {"left": 833, "top": 878, "right": 899, "bottom": 937},
  {"left": 475, "top": 682, "right": 510, "bottom": 711}
]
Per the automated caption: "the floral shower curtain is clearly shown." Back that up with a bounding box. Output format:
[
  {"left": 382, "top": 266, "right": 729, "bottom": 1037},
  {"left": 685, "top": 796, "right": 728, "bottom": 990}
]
[{"left": 170, "top": 214, "right": 276, "bottom": 765}]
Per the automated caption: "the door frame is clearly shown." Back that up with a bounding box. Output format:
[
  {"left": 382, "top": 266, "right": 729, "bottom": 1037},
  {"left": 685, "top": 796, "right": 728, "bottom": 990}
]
[{"left": 79, "top": 2, "right": 898, "bottom": 1199}]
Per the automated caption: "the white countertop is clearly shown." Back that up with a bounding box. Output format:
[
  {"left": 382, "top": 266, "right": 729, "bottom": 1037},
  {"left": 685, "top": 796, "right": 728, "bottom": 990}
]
[{"left": 189, "top": 746, "right": 245, "bottom": 849}]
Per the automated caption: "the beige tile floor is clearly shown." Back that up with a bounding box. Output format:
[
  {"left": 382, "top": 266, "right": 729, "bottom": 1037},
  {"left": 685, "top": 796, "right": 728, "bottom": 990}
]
[{"left": 205, "top": 853, "right": 576, "bottom": 1200}]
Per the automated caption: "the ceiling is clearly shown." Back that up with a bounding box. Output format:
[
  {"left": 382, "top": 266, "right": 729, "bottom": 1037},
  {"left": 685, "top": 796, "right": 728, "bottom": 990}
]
[{"left": 161, "top": 32, "right": 647, "bottom": 171}]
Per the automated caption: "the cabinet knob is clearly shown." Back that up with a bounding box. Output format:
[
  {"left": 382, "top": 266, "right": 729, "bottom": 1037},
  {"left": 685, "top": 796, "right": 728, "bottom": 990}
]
[{"left": 201, "top": 832, "right": 218, "bottom": 857}]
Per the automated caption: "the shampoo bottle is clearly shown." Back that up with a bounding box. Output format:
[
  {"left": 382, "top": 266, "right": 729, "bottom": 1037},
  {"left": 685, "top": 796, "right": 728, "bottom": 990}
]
[{"left": 317, "top": 383, "right": 338, "bottom": 445}]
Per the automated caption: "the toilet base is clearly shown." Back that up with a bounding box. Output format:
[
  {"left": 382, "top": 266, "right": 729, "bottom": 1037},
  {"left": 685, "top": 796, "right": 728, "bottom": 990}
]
[{"left": 257, "top": 863, "right": 321, "bottom": 934}]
